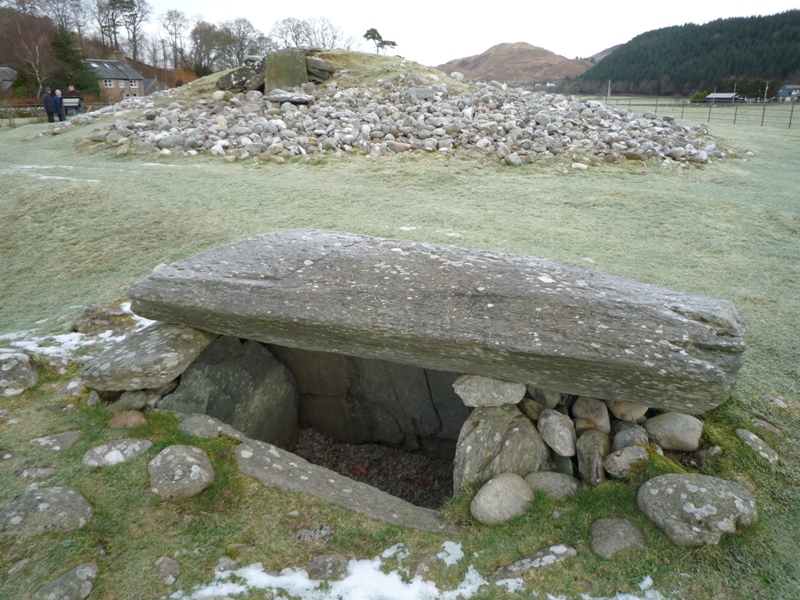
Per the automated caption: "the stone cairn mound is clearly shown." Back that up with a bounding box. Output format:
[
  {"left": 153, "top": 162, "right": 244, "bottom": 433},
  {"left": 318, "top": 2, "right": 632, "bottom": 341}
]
[{"left": 49, "top": 52, "right": 724, "bottom": 166}]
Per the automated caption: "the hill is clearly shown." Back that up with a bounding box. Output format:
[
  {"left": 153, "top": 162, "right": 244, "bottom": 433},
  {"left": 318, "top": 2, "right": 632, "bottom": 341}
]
[
  {"left": 436, "top": 42, "right": 592, "bottom": 84},
  {"left": 578, "top": 10, "right": 800, "bottom": 96}
]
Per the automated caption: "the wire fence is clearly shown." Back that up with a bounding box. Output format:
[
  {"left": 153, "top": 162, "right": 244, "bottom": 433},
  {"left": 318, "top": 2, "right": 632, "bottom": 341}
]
[{"left": 598, "top": 96, "right": 797, "bottom": 129}]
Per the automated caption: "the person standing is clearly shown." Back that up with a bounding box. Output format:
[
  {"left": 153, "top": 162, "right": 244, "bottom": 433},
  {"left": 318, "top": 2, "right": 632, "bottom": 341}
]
[
  {"left": 65, "top": 84, "right": 83, "bottom": 116},
  {"left": 53, "top": 89, "right": 65, "bottom": 121},
  {"left": 42, "top": 87, "right": 56, "bottom": 122}
]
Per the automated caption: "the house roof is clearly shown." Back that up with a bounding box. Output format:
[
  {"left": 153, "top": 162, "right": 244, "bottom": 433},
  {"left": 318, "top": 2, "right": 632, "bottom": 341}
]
[
  {"left": 85, "top": 59, "right": 144, "bottom": 80},
  {"left": 705, "top": 93, "right": 738, "bottom": 100}
]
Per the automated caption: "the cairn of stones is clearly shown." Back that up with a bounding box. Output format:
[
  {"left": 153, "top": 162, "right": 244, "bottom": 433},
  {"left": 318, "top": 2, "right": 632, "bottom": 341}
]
[{"left": 58, "top": 49, "right": 724, "bottom": 166}]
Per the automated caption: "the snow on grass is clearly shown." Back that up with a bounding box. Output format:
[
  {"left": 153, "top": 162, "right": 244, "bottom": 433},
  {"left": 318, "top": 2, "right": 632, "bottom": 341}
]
[
  {"left": 0, "top": 302, "right": 154, "bottom": 358},
  {"left": 171, "top": 547, "right": 486, "bottom": 600},
  {"left": 171, "top": 544, "right": 671, "bottom": 600},
  {"left": 437, "top": 541, "right": 464, "bottom": 566}
]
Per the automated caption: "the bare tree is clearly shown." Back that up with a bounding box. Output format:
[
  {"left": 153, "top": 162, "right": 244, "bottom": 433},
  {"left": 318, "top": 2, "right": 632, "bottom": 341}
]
[
  {"left": 5, "top": 14, "right": 56, "bottom": 95},
  {"left": 90, "top": 0, "right": 132, "bottom": 51},
  {"left": 160, "top": 8, "right": 187, "bottom": 69},
  {"left": 269, "top": 17, "right": 309, "bottom": 48},
  {"left": 122, "top": 0, "right": 150, "bottom": 60},
  {"left": 218, "top": 18, "right": 270, "bottom": 67},
  {"left": 269, "top": 16, "right": 355, "bottom": 51}
]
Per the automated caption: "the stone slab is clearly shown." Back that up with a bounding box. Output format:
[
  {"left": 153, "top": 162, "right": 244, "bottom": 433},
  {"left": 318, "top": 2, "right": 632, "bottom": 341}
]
[
  {"left": 236, "top": 439, "right": 461, "bottom": 535},
  {"left": 128, "top": 229, "right": 746, "bottom": 414}
]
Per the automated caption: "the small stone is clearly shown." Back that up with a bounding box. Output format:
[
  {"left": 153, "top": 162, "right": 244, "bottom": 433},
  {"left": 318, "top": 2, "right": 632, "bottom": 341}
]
[
  {"left": 108, "top": 410, "right": 148, "bottom": 428},
  {"left": 572, "top": 397, "right": 610, "bottom": 433},
  {"left": 20, "top": 467, "right": 58, "bottom": 481},
  {"left": 32, "top": 562, "right": 98, "bottom": 600},
  {"left": 490, "top": 544, "right": 576, "bottom": 579},
  {"left": 538, "top": 409, "right": 577, "bottom": 457},
  {"left": 590, "top": 518, "right": 645, "bottom": 559},
  {"left": 603, "top": 445, "right": 649, "bottom": 479},
  {"left": 308, "top": 554, "right": 349, "bottom": 579},
  {"left": 577, "top": 430, "right": 610, "bottom": 487},
  {"left": 518, "top": 397, "right": 545, "bottom": 421},
  {"left": 644, "top": 412, "right": 703, "bottom": 451},
  {"left": 87, "top": 391, "right": 103, "bottom": 407},
  {"left": 148, "top": 445, "right": 215, "bottom": 499},
  {"left": 105, "top": 390, "right": 153, "bottom": 413},
  {"left": 154, "top": 556, "right": 181, "bottom": 585},
  {"left": 470, "top": 473, "right": 532, "bottom": 525},
  {"left": 296, "top": 525, "right": 335, "bottom": 543},
  {"left": 605, "top": 399, "right": 649, "bottom": 422},
  {"left": 760, "top": 393, "right": 788, "bottom": 409},
  {"left": 611, "top": 422, "right": 649, "bottom": 452},
  {"left": 214, "top": 557, "right": 240, "bottom": 573},
  {"left": 29, "top": 431, "right": 82, "bottom": 451},
  {"left": 735, "top": 429, "right": 779, "bottom": 464},
  {"left": 452, "top": 375, "right": 526, "bottom": 407},
  {"left": 524, "top": 471, "right": 581, "bottom": 499},
  {"left": 82, "top": 438, "right": 153, "bottom": 467},
  {"left": 749, "top": 418, "right": 783, "bottom": 438}
]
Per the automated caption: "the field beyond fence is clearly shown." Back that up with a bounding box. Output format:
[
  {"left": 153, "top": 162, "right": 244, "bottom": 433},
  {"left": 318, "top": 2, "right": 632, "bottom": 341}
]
[{"left": 597, "top": 95, "right": 798, "bottom": 129}]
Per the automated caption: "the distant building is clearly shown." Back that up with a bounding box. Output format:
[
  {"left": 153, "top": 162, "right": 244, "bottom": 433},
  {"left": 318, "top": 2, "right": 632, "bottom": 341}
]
[
  {"left": 0, "top": 66, "right": 16, "bottom": 94},
  {"left": 143, "top": 78, "right": 169, "bottom": 95},
  {"left": 777, "top": 85, "right": 800, "bottom": 101},
  {"left": 85, "top": 52, "right": 145, "bottom": 102},
  {"left": 704, "top": 93, "right": 740, "bottom": 103}
]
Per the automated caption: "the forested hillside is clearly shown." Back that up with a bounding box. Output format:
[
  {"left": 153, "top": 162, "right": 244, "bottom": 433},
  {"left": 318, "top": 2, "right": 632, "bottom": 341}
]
[{"left": 578, "top": 10, "right": 800, "bottom": 96}]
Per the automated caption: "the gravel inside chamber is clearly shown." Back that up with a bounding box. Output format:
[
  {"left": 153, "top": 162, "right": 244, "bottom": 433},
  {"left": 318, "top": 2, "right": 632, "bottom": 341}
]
[{"left": 292, "top": 428, "right": 454, "bottom": 509}]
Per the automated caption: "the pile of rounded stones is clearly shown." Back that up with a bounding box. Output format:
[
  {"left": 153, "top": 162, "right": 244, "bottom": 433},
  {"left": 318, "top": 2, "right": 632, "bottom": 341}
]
[
  {"left": 70, "top": 76, "right": 725, "bottom": 166},
  {"left": 449, "top": 375, "right": 740, "bottom": 525}
]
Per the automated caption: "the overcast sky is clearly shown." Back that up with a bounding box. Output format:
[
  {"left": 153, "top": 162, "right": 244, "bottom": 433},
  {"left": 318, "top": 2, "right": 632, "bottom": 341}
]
[{"left": 143, "top": 0, "right": 799, "bottom": 66}]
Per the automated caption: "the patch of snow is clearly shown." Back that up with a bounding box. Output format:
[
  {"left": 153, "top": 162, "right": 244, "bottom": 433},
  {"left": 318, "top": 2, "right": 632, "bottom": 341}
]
[{"left": 437, "top": 541, "right": 464, "bottom": 566}]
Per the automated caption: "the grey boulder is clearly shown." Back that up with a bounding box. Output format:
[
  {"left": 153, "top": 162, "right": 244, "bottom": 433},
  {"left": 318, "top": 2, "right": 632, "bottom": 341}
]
[
  {"left": 524, "top": 471, "right": 581, "bottom": 499},
  {"left": 453, "top": 405, "right": 551, "bottom": 494},
  {"left": 0, "top": 351, "right": 38, "bottom": 396},
  {"left": 470, "top": 473, "right": 533, "bottom": 525},
  {"left": 644, "top": 412, "right": 703, "bottom": 451},
  {"left": 82, "top": 438, "right": 153, "bottom": 467},
  {"left": 148, "top": 445, "right": 215, "bottom": 499},
  {"left": 82, "top": 322, "right": 217, "bottom": 391},
  {"left": 590, "top": 518, "right": 645, "bottom": 559},
  {"left": 32, "top": 562, "right": 98, "bottom": 600},
  {"left": 537, "top": 409, "right": 576, "bottom": 457},
  {"left": 0, "top": 487, "right": 93, "bottom": 538},
  {"left": 160, "top": 337, "right": 298, "bottom": 449},
  {"left": 637, "top": 473, "right": 757, "bottom": 546}
]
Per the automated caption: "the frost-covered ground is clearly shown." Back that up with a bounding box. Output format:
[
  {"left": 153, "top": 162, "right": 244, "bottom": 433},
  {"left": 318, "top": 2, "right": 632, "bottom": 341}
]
[{"left": 171, "top": 542, "right": 673, "bottom": 600}]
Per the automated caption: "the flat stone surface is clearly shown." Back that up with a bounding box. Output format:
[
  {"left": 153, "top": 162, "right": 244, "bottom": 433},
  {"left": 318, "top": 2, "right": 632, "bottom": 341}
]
[
  {"left": 0, "top": 487, "right": 93, "bottom": 538},
  {"left": 236, "top": 438, "right": 462, "bottom": 535},
  {"left": 489, "top": 544, "right": 577, "bottom": 579},
  {"left": 128, "top": 229, "right": 746, "bottom": 414},
  {"left": 735, "top": 429, "right": 779, "bottom": 464},
  {"left": 82, "top": 438, "right": 154, "bottom": 467},
  {"left": 32, "top": 561, "right": 98, "bottom": 600},
  {"left": 637, "top": 473, "right": 757, "bottom": 546},
  {"left": 29, "top": 431, "right": 82, "bottom": 451},
  {"left": 81, "top": 322, "right": 217, "bottom": 391}
]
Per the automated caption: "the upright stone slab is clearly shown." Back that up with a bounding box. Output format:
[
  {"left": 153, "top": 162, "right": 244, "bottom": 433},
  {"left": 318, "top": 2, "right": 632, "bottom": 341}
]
[
  {"left": 128, "top": 229, "right": 746, "bottom": 414},
  {"left": 265, "top": 49, "right": 308, "bottom": 92}
]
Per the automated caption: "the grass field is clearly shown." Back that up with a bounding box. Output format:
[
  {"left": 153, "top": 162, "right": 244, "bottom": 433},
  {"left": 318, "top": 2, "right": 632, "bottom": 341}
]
[{"left": 1, "top": 89, "right": 799, "bottom": 599}]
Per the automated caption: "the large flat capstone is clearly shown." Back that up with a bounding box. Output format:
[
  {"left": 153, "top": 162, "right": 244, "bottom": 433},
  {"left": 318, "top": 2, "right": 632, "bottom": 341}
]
[{"left": 127, "top": 229, "right": 745, "bottom": 414}]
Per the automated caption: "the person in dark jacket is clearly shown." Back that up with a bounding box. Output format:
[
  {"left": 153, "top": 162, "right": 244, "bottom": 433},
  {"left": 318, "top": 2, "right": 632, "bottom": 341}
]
[
  {"left": 53, "top": 89, "right": 65, "bottom": 121},
  {"left": 65, "top": 84, "right": 83, "bottom": 116},
  {"left": 42, "top": 87, "right": 55, "bottom": 122}
]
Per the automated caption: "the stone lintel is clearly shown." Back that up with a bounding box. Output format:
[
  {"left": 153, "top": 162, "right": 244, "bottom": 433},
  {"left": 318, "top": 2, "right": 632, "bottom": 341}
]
[{"left": 128, "top": 229, "right": 745, "bottom": 414}]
